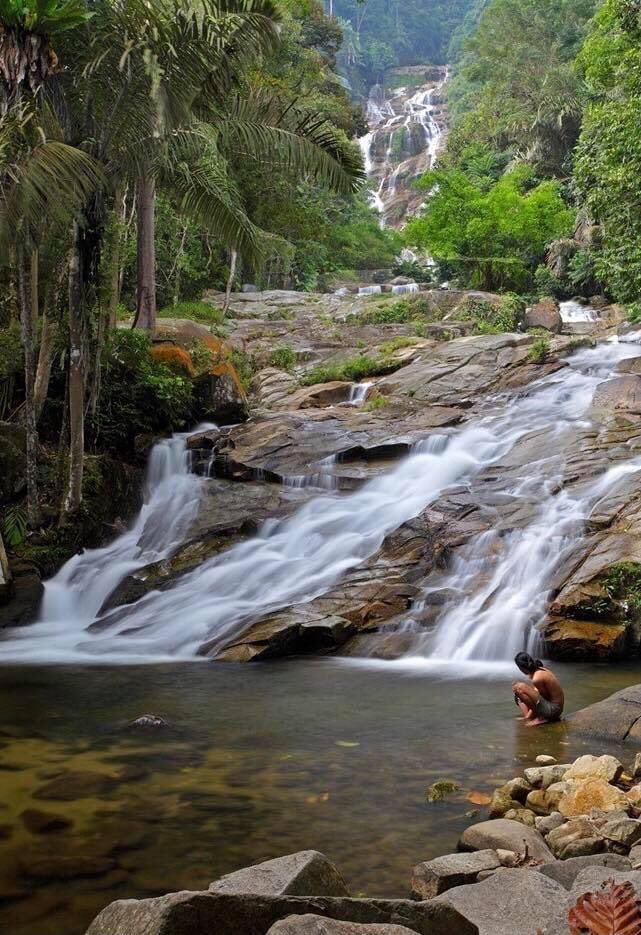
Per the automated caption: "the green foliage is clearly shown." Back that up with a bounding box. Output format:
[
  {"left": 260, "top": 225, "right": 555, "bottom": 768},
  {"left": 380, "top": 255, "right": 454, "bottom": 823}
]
[
  {"left": 406, "top": 165, "right": 574, "bottom": 291},
  {"left": 269, "top": 345, "right": 297, "bottom": 371},
  {"left": 392, "top": 259, "right": 433, "bottom": 284},
  {"left": 0, "top": 0, "right": 90, "bottom": 36},
  {"left": 2, "top": 503, "right": 27, "bottom": 547},
  {"left": 226, "top": 348, "right": 256, "bottom": 391},
  {"left": 0, "top": 323, "right": 22, "bottom": 379},
  {"left": 534, "top": 265, "right": 565, "bottom": 300},
  {"left": 573, "top": 0, "right": 641, "bottom": 303},
  {"left": 364, "top": 394, "right": 387, "bottom": 411},
  {"left": 301, "top": 354, "right": 395, "bottom": 386},
  {"left": 602, "top": 562, "right": 641, "bottom": 617},
  {"left": 157, "top": 301, "right": 225, "bottom": 325},
  {"left": 459, "top": 293, "right": 523, "bottom": 333},
  {"left": 92, "top": 331, "right": 193, "bottom": 454},
  {"left": 627, "top": 303, "right": 641, "bottom": 326},
  {"left": 528, "top": 337, "right": 550, "bottom": 363},
  {"left": 379, "top": 336, "right": 416, "bottom": 354}
]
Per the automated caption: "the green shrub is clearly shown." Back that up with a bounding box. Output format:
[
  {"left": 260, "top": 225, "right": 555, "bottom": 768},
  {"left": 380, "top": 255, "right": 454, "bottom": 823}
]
[
  {"left": 158, "top": 301, "right": 225, "bottom": 324},
  {"left": 269, "top": 345, "right": 297, "bottom": 372},
  {"left": 459, "top": 293, "right": 524, "bottom": 334},
  {"left": 0, "top": 323, "right": 22, "bottom": 379},
  {"left": 627, "top": 302, "right": 641, "bottom": 325},
  {"left": 226, "top": 348, "right": 256, "bottom": 390},
  {"left": 534, "top": 265, "right": 565, "bottom": 299},
  {"left": 379, "top": 336, "right": 416, "bottom": 354},
  {"left": 301, "top": 354, "right": 394, "bottom": 386},
  {"left": 2, "top": 503, "right": 27, "bottom": 547},
  {"left": 528, "top": 337, "right": 550, "bottom": 363},
  {"left": 364, "top": 394, "right": 387, "bottom": 411}
]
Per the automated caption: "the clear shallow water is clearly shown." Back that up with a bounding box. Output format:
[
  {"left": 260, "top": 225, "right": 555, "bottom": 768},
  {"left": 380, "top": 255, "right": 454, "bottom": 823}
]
[{"left": 1, "top": 660, "right": 640, "bottom": 935}]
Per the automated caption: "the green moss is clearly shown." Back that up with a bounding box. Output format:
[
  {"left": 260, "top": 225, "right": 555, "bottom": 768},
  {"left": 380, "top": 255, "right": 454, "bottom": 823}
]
[
  {"left": 301, "top": 354, "right": 397, "bottom": 386},
  {"left": 528, "top": 337, "right": 550, "bottom": 363},
  {"left": 158, "top": 301, "right": 225, "bottom": 324},
  {"left": 379, "top": 336, "right": 416, "bottom": 355},
  {"left": 426, "top": 779, "right": 461, "bottom": 802},
  {"left": 364, "top": 395, "right": 388, "bottom": 412}
]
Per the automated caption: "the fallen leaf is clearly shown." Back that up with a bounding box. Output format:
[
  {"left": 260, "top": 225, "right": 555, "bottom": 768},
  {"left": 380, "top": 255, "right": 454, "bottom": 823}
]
[{"left": 466, "top": 791, "right": 492, "bottom": 806}]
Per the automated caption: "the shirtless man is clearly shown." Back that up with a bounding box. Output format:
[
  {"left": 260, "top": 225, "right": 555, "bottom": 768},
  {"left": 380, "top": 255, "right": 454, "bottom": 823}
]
[{"left": 512, "top": 652, "right": 564, "bottom": 727}]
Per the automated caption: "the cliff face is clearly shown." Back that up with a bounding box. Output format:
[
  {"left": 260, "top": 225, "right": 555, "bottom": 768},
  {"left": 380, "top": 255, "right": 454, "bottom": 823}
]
[{"left": 358, "top": 65, "right": 449, "bottom": 229}]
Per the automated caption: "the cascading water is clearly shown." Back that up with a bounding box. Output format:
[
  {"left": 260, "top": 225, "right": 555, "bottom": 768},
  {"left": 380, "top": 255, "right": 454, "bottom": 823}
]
[
  {"left": 358, "top": 68, "right": 448, "bottom": 227},
  {"left": 348, "top": 382, "right": 373, "bottom": 405},
  {"left": 3, "top": 339, "right": 641, "bottom": 667},
  {"left": 560, "top": 300, "right": 599, "bottom": 324}
]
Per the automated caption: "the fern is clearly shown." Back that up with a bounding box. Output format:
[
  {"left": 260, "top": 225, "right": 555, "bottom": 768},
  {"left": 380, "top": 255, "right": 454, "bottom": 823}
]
[
  {"left": 569, "top": 879, "right": 641, "bottom": 935},
  {"left": 2, "top": 504, "right": 27, "bottom": 547}
]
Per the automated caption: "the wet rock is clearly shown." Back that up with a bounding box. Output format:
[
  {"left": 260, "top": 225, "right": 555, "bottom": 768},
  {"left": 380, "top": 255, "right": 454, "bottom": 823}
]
[
  {"left": 524, "top": 299, "right": 562, "bottom": 334},
  {"left": 432, "top": 868, "right": 568, "bottom": 935},
  {"left": 208, "top": 851, "right": 349, "bottom": 898},
  {"left": 34, "top": 770, "right": 120, "bottom": 801},
  {"left": 541, "top": 616, "right": 628, "bottom": 661},
  {"left": 1, "top": 560, "right": 43, "bottom": 627},
  {"left": 564, "top": 754, "right": 623, "bottom": 784},
  {"left": 86, "top": 892, "right": 477, "bottom": 935},
  {"left": 488, "top": 789, "right": 521, "bottom": 818},
  {"left": 267, "top": 919, "right": 416, "bottom": 935},
  {"left": 458, "top": 819, "right": 553, "bottom": 861},
  {"left": 558, "top": 779, "right": 630, "bottom": 818},
  {"left": 498, "top": 777, "right": 532, "bottom": 804},
  {"left": 125, "top": 715, "right": 168, "bottom": 730},
  {"left": 570, "top": 683, "right": 641, "bottom": 744},
  {"left": 20, "top": 809, "right": 72, "bottom": 834},
  {"left": 592, "top": 375, "right": 641, "bottom": 414},
  {"left": 537, "top": 854, "right": 631, "bottom": 889},
  {"left": 411, "top": 849, "right": 501, "bottom": 898},
  {"left": 195, "top": 363, "right": 249, "bottom": 424},
  {"left": 288, "top": 383, "right": 354, "bottom": 409}
]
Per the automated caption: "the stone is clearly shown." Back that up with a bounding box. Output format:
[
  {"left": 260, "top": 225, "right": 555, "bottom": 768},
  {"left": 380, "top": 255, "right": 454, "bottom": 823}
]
[
  {"left": 633, "top": 753, "right": 641, "bottom": 779},
  {"left": 564, "top": 754, "right": 623, "bottom": 784},
  {"left": 523, "top": 765, "right": 569, "bottom": 789},
  {"left": 592, "top": 375, "right": 641, "bottom": 414},
  {"left": 541, "top": 616, "right": 628, "bottom": 662},
  {"left": 558, "top": 779, "right": 630, "bottom": 818},
  {"left": 503, "top": 809, "right": 536, "bottom": 827},
  {"left": 547, "top": 820, "right": 604, "bottom": 860},
  {"left": 537, "top": 854, "right": 632, "bottom": 889},
  {"left": 526, "top": 785, "right": 568, "bottom": 816},
  {"left": 535, "top": 813, "right": 565, "bottom": 835},
  {"left": 458, "top": 819, "right": 553, "bottom": 861},
  {"left": 488, "top": 788, "right": 521, "bottom": 818},
  {"left": 20, "top": 809, "right": 72, "bottom": 834},
  {"left": 536, "top": 755, "right": 557, "bottom": 766},
  {"left": 498, "top": 777, "right": 532, "bottom": 804},
  {"left": 266, "top": 919, "right": 417, "bottom": 935},
  {"left": 626, "top": 783, "right": 641, "bottom": 807},
  {"left": 195, "top": 363, "right": 249, "bottom": 425},
  {"left": 525, "top": 299, "right": 562, "bottom": 333},
  {"left": 1, "top": 560, "right": 43, "bottom": 627},
  {"left": 209, "top": 851, "right": 349, "bottom": 898},
  {"left": 630, "top": 844, "right": 641, "bottom": 869},
  {"left": 86, "top": 892, "right": 477, "bottom": 935},
  {"left": 570, "top": 867, "right": 641, "bottom": 898},
  {"left": 496, "top": 850, "right": 520, "bottom": 867},
  {"left": 125, "top": 715, "right": 168, "bottom": 730},
  {"left": 411, "top": 849, "right": 501, "bottom": 898},
  {"left": 432, "top": 869, "right": 569, "bottom": 935},
  {"left": 570, "top": 684, "right": 641, "bottom": 744},
  {"left": 600, "top": 816, "right": 641, "bottom": 849}
]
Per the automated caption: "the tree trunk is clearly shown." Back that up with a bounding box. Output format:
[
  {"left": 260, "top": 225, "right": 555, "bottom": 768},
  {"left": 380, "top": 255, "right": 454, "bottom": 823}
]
[
  {"left": 61, "top": 224, "right": 85, "bottom": 521},
  {"left": 134, "top": 173, "right": 157, "bottom": 332},
  {"left": 108, "top": 183, "right": 126, "bottom": 328},
  {"left": 17, "top": 246, "right": 41, "bottom": 527},
  {"left": 33, "top": 300, "right": 56, "bottom": 423},
  {"left": 223, "top": 248, "right": 238, "bottom": 315}
]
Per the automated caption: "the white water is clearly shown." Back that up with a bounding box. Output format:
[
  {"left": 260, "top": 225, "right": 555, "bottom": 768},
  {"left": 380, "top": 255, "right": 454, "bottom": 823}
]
[
  {"left": 358, "top": 285, "right": 382, "bottom": 296},
  {"left": 391, "top": 283, "right": 419, "bottom": 295},
  {"left": 3, "top": 338, "right": 641, "bottom": 666},
  {"left": 348, "top": 382, "right": 373, "bottom": 405},
  {"left": 560, "top": 300, "right": 599, "bottom": 323},
  {"left": 358, "top": 69, "right": 447, "bottom": 225}
]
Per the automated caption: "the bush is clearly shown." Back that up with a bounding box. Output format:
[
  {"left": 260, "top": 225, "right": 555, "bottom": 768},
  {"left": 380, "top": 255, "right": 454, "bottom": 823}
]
[
  {"left": 379, "top": 336, "right": 416, "bottom": 354},
  {"left": 225, "top": 348, "right": 256, "bottom": 391},
  {"left": 0, "top": 323, "right": 22, "bottom": 379},
  {"left": 528, "top": 337, "right": 550, "bottom": 363},
  {"left": 301, "top": 354, "right": 395, "bottom": 386},
  {"left": 534, "top": 265, "right": 565, "bottom": 299},
  {"left": 150, "top": 344, "right": 195, "bottom": 376},
  {"left": 459, "top": 293, "right": 524, "bottom": 334},
  {"left": 269, "top": 346, "right": 297, "bottom": 371},
  {"left": 628, "top": 303, "right": 641, "bottom": 325},
  {"left": 158, "top": 301, "right": 225, "bottom": 324}
]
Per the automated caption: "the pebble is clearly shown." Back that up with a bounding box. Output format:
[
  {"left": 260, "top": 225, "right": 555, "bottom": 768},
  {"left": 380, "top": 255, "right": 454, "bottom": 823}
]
[{"left": 535, "top": 755, "right": 557, "bottom": 766}]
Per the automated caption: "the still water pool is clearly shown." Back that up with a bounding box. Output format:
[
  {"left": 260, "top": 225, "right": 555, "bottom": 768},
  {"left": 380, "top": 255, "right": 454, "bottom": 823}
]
[{"left": 0, "top": 658, "right": 639, "bottom": 934}]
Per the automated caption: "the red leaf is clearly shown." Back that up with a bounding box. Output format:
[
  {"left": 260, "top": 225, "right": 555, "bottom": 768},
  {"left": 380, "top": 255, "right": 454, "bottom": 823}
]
[{"left": 568, "top": 879, "right": 641, "bottom": 935}]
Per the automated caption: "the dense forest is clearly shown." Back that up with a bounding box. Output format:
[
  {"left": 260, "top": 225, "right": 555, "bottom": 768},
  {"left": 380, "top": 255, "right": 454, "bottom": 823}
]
[{"left": 406, "top": 0, "right": 641, "bottom": 308}]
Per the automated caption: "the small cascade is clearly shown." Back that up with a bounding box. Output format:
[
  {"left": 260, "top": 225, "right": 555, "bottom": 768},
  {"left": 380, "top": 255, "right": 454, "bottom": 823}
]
[
  {"left": 358, "top": 285, "right": 382, "bottom": 296},
  {"left": 560, "top": 300, "right": 599, "bottom": 323},
  {"left": 391, "top": 283, "right": 419, "bottom": 295},
  {"left": 358, "top": 67, "right": 448, "bottom": 227},
  {"left": 347, "top": 382, "right": 373, "bottom": 406}
]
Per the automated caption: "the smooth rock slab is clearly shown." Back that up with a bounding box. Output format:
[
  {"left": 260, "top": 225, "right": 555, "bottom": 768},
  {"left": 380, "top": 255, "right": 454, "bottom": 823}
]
[
  {"left": 209, "top": 851, "right": 349, "bottom": 898},
  {"left": 411, "top": 850, "right": 501, "bottom": 899},
  {"left": 458, "top": 819, "right": 553, "bottom": 861},
  {"left": 537, "top": 854, "right": 632, "bottom": 890},
  {"left": 85, "top": 892, "right": 478, "bottom": 935},
  {"left": 432, "top": 869, "right": 569, "bottom": 935},
  {"left": 569, "top": 684, "right": 641, "bottom": 744},
  {"left": 267, "top": 918, "right": 416, "bottom": 935}
]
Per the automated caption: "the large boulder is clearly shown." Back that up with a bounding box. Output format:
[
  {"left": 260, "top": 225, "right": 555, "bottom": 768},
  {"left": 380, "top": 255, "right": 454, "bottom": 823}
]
[
  {"left": 1, "top": 560, "right": 43, "bottom": 626},
  {"left": 267, "top": 919, "right": 417, "bottom": 935},
  {"left": 537, "top": 854, "right": 631, "bottom": 889},
  {"left": 563, "top": 755, "right": 623, "bottom": 784},
  {"left": 557, "top": 779, "right": 630, "bottom": 818},
  {"left": 431, "top": 869, "right": 569, "bottom": 935},
  {"left": 570, "top": 684, "right": 641, "bottom": 744},
  {"left": 458, "top": 819, "right": 554, "bottom": 861},
  {"left": 592, "top": 375, "right": 641, "bottom": 414},
  {"left": 85, "top": 892, "right": 478, "bottom": 935},
  {"left": 208, "top": 851, "right": 349, "bottom": 898},
  {"left": 540, "top": 616, "right": 628, "bottom": 661},
  {"left": 195, "top": 361, "right": 249, "bottom": 424},
  {"left": 525, "top": 299, "right": 562, "bottom": 334},
  {"left": 411, "top": 851, "right": 501, "bottom": 899}
]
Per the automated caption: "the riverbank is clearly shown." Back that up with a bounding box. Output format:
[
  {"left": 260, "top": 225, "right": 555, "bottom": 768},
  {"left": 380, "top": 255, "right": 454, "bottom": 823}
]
[{"left": 2, "top": 662, "right": 641, "bottom": 934}]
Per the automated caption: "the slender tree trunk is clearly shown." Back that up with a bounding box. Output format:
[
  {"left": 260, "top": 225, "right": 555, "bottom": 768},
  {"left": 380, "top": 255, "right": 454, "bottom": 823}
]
[
  {"left": 108, "top": 183, "right": 126, "bottom": 328},
  {"left": 223, "top": 248, "right": 238, "bottom": 315},
  {"left": 61, "top": 224, "right": 85, "bottom": 522},
  {"left": 172, "top": 225, "right": 189, "bottom": 307},
  {"left": 17, "top": 246, "right": 41, "bottom": 527},
  {"left": 33, "top": 299, "right": 56, "bottom": 423},
  {"left": 134, "top": 173, "right": 157, "bottom": 332}
]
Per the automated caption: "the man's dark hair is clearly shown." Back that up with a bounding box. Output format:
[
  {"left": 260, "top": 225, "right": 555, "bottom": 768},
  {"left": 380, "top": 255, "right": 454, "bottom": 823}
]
[{"left": 515, "top": 652, "right": 544, "bottom": 674}]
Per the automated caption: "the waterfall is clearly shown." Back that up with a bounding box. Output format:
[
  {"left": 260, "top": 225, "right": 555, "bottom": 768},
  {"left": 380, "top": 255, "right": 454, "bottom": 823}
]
[
  {"left": 358, "top": 285, "right": 382, "bottom": 296},
  {"left": 560, "top": 300, "right": 599, "bottom": 324},
  {"left": 348, "top": 382, "right": 373, "bottom": 405},
  {"left": 391, "top": 283, "right": 419, "bottom": 295},
  {"left": 3, "top": 340, "right": 641, "bottom": 666}
]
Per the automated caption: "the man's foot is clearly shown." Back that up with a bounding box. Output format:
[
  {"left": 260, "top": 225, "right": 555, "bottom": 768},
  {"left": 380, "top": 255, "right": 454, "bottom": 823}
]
[{"left": 525, "top": 717, "right": 548, "bottom": 727}]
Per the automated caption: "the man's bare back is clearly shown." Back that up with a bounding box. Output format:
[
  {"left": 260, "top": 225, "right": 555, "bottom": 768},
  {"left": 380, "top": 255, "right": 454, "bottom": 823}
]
[{"left": 513, "top": 652, "right": 564, "bottom": 726}]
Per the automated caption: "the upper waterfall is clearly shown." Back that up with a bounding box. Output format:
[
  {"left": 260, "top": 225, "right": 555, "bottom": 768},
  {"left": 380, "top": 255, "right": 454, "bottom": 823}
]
[{"left": 358, "top": 65, "right": 448, "bottom": 228}]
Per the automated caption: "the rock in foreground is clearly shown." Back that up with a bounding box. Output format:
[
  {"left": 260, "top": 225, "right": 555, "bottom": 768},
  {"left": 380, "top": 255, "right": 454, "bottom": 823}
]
[{"left": 208, "top": 851, "right": 349, "bottom": 898}]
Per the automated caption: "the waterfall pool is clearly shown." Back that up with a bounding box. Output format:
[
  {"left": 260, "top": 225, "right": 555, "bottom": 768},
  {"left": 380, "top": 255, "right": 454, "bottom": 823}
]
[{"left": 1, "top": 658, "right": 640, "bottom": 934}]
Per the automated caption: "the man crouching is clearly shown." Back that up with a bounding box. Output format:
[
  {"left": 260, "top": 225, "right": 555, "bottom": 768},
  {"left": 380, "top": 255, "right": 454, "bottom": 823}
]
[{"left": 513, "top": 652, "right": 564, "bottom": 727}]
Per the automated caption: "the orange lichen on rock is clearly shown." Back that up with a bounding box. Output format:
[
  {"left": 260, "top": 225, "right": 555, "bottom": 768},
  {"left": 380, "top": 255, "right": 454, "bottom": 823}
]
[
  {"left": 150, "top": 344, "right": 196, "bottom": 376},
  {"left": 211, "top": 361, "right": 247, "bottom": 399}
]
